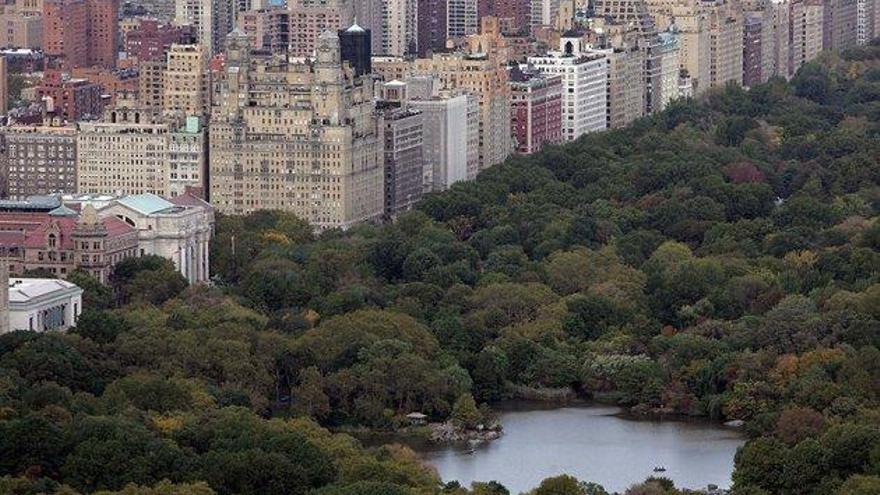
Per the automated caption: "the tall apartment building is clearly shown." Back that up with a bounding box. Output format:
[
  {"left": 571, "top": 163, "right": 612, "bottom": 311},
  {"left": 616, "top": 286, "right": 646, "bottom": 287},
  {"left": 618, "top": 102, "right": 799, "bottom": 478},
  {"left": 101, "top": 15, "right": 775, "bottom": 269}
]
[
  {"left": 209, "top": 30, "right": 384, "bottom": 228},
  {"left": 0, "top": 124, "right": 77, "bottom": 198},
  {"left": 238, "top": 7, "right": 289, "bottom": 53},
  {"left": 417, "top": 51, "right": 511, "bottom": 170},
  {"left": 509, "top": 68, "right": 562, "bottom": 154},
  {"left": 380, "top": 0, "right": 418, "bottom": 55},
  {"left": 409, "top": 90, "right": 479, "bottom": 190},
  {"left": 175, "top": 0, "right": 237, "bottom": 55},
  {"left": 163, "top": 44, "right": 209, "bottom": 117},
  {"left": 42, "top": 0, "right": 118, "bottom": 69},
  {"left": 353, "top": 0, "right": 383, "bottom": 53},
  {"left": 447, "top": 0, "right": 478, "bottom": 39},
  {"left": 790, "top": 0, "right": 824, "bottom": 74},
  {"left": 742, "top": 2, "right": 792, "bottom": 87},
  {"left": 77, "top": 108, "right": 207, "bottom": 197},
  {"left": 530, "top": 0, "right": 559, "bottom": 33},
  {"left": 287, "top": 0, "right": 353, "bottom": 57},
  {"left": 707, "top": 0, "right": 744, "bottom": 88},
  {"left": 123, "top": 18, "right": 195, "bottom": 62},
  {"left": 0, "top": 6, "right": 43, "bottom": 49},
  {"left": 650, "top": 0, "right": 712, "bottom": 94},
  {"left": 139, "top": 60, "right": 166, "bottom": 111},
  {"left": 528, "top": 36, "right": 607, "bottom": 141},
  {"left": 378, "top": 102, "right": 425, "bottom": 216},
  {"left": 587, "top": 25, "right": 648, "bottom": 128},
  {"left": 655, "top": 28, "right": 682, "bottom": 110},
  {"left": 417, "top": 0, "right": 446, "bottom": 55},
  {"left": 822, "top": 0, "right": 858, "bottom": 51},
  {"left": 0, "top": 56, "right": 6, "bottom": 115},
  {"left": 479, "top": 0, "right": 530, "bottom": 34},
  {"left": 743, "top": 12, "right": 763, "bottom": 86}
]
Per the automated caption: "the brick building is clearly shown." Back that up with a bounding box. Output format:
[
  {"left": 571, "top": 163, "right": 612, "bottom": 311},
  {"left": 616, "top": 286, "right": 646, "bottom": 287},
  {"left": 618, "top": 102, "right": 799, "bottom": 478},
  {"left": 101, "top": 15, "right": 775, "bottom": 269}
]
[
  {"left": 123, "top": 18, "right": 194, "bottom": 62},
  {"left": 509, "top": 67, "right": 562, "bottom": 154},
  {"left": 0, "top": 200, "right": 139, "bottom": 282},
  {"left": 42, "top": 0, "right": 118, "bottom": 69},
  {"left": 37, "top": 70, "right": 104, "bottom": 122}
]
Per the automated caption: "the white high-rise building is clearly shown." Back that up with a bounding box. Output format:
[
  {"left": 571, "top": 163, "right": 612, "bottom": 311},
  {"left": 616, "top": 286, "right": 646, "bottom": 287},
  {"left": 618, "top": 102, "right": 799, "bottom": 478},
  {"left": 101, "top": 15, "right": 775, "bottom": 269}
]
[
  {"left": 410, "top": 91, "right": 479, "bottom": 191},
  {"left": 528, "top": 36, "right": 608, "bottom": 141}
]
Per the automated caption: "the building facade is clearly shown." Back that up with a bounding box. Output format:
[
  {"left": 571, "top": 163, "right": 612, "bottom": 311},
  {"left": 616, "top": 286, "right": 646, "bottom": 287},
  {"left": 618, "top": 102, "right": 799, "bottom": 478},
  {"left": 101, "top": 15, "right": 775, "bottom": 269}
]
[
  {"left": 42, "top": 0, "right": 118, "bottom": 69},
  {"left": 509, "top": 68, "right": 562, "bottom": 154},
  {"left": 6, "top": 277, "right": 83, "bottom": 332},
  {"left": 77, "top": 108, "right": 207, "bottom": 197},
  {"left": 0, "top": 201, "right": 139, "bottom": 282},
  {"left": 163, "top": 43, "right": 210, "bottom": 117},
  {"left": 409, "top": 90, "right": 479, "bottom": 190},
  {"left": 37, "top": 70, "right": 104, "bottom": 122},
  {"left": 209, "top": 30, "right": 384, "bottom": 229},
  {"left": 0, "top": 7, "right": 43, "bottom": 49},
  {"left": 528, "top": 37, "right": 607, "bottom": 141},
  {"left": 0, "top": 124, "right": 77, "bottom": 199},
  {"left": 379, "top": 103, "right": 425, "bottom": 216},
  {"left": 98, "top": 193, "right": 213, "bottom": 283}
]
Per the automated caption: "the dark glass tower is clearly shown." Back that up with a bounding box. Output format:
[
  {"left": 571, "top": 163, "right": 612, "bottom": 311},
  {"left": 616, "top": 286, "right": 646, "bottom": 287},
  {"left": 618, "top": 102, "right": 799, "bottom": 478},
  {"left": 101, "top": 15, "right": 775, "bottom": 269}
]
[{"left": 338, "top": 22, "right": 372, "bottom": 77}]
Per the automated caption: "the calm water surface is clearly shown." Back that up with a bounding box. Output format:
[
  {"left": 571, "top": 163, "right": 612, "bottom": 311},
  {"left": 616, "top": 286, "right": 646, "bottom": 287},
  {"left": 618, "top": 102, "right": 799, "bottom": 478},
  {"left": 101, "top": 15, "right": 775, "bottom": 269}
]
[{"left": 414, "top": 403, "right": 744, "bottom": 494}]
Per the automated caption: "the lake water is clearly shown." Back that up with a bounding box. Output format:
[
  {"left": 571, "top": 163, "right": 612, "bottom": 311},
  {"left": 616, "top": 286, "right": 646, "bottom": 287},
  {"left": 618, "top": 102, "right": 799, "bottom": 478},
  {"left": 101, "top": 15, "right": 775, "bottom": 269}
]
[{"left": 415, "top": 403, "right": 744, "bottom": 494}]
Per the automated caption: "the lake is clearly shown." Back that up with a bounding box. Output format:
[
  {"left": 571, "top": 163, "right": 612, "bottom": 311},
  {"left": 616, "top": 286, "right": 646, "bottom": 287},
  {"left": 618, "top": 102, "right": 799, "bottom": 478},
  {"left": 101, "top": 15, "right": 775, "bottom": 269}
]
[{"left": 413, "top": 402, "right": 744, "bottom": 494}]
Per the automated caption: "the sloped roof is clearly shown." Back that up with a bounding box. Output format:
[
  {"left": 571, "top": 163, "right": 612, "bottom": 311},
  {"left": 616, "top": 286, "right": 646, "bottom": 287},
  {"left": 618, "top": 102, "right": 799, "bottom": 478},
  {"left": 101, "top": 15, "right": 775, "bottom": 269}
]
[
  {"left": 115, "top": 193, "right": 177, "bottom": 215},
  {"left": 48, "top": 204, "right": 78, "bottom": 217}
]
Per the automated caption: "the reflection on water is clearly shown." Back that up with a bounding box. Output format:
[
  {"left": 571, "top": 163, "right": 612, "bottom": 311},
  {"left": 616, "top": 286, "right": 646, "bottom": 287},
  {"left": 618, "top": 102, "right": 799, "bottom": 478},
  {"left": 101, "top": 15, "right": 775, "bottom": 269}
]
[{"left": 412, "top": 403, "right": 744, "bottom": 494}]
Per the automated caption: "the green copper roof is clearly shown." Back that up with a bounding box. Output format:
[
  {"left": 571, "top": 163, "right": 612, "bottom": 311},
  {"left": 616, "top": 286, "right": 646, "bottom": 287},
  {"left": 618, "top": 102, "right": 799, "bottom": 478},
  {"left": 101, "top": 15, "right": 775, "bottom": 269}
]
[
  {"left": 117, "top": 194, "right": 176, "bottom": 215},
  {"left": 48, "top": 204, "right": 78, "bottom": 217}
]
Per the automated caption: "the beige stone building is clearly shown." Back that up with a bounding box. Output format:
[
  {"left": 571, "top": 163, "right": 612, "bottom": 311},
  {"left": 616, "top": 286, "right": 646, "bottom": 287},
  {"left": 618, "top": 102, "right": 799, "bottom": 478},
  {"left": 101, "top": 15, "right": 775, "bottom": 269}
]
[
  {"left": 209, "top": 30, "right": 384, "bottom": 229},
  {"left": 163, "top": 44, "right": 210, "bottom": 117},
  {"left": 77, "top": 108, "right": 207, "bottom": 198},
  {"left": 790, "top": 0, "right": 824, "bottom": 73},
  {"left": 706, "top": 0, "right": 744, "bottom": 88},
  {"left": 0, "top": 6, "right": 43, "bottom": 49},
  {"left": 667, "top": 2, "right": 712, "bottom": 95}
]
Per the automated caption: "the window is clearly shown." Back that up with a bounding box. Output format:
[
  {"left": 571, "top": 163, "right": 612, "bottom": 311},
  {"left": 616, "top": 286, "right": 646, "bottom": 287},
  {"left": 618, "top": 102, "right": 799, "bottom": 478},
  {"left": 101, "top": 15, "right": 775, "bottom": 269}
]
[{"left": 48, "top": 234, "right": 57, "bottom": 248}]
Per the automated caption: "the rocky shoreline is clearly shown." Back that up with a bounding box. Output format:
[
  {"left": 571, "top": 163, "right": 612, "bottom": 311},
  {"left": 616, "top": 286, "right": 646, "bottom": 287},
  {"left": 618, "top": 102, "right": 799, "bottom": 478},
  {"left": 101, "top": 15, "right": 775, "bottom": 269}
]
[{"left": 428, "top": 420, "right": 503, "bottom": 443}]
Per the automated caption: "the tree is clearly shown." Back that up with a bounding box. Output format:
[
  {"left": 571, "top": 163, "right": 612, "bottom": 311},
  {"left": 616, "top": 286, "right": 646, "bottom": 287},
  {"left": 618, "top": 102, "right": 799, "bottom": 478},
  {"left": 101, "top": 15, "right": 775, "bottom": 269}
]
[
  {"left": 293, "top": 366, "right": 330, "bottom": 420},
  {"left": 837, "top": 475, "right": 880, "bottom": 495},
  {"left": 733, "top": 438, "right": 788, "bottom": 493},
  {"left": 450, "top": 394, "right": 480, "bottom": 429},
  {"left": 532, "top": 475, "right": 591, "bottom": 495},
  {"left": 93, "top": 481, "right": 217, "bottom": 495},
  {"left": 775, "top": 407, "right": 825, "bottom": 445}
]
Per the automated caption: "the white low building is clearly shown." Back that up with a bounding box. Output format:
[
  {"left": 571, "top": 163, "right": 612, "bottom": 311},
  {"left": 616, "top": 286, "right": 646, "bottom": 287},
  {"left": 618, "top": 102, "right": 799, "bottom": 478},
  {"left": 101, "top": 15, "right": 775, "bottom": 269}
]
[{"left": 6, "top": 277, "right": 83, "bottom": 332}]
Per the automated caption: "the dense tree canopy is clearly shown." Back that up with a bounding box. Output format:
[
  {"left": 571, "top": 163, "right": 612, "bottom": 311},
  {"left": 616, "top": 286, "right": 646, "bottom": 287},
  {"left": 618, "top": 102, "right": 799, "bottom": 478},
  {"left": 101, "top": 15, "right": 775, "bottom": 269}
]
[{"left": 4, "top": 48, "right": 880, "bottom": 494}]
